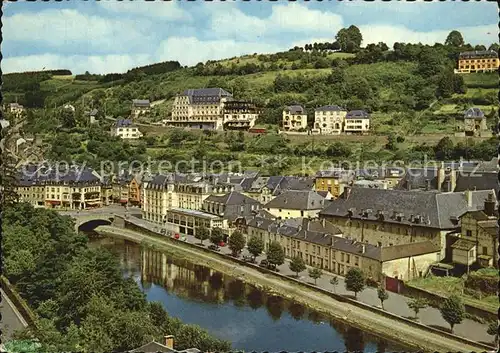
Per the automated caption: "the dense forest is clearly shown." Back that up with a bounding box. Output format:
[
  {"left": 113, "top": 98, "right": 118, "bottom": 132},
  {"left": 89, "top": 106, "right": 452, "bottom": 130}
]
[{"left": 2, "top": 203, "right": 231, "bottom": 353}]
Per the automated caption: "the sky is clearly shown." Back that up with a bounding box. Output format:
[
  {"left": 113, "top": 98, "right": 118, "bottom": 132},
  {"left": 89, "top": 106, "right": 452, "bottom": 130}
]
[{"left": 2, "top": 0, "right": 498, "bottom": 74}]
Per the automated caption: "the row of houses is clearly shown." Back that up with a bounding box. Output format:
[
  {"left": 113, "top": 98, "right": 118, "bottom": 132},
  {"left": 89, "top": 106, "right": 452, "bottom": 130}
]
[
  {"left": 14, "top": 162, "right": 498, "bottom": 282},
  {"left": 282, "top": 105, "right": 371, "bottom": 135}
]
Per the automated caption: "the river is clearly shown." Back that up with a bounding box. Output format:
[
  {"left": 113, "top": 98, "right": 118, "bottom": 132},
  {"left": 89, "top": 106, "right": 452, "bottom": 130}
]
[{"left": 89, "top": 235, "right": 410, "bottom": 352}]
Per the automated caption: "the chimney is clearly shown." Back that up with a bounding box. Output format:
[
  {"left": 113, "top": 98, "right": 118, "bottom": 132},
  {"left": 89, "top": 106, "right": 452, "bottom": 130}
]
[
  {"left": 445, "top": 180, "right": 452, "bottom": 192},
  {"left": 321, "top": 217, "right": 326, "bottom": 228},
  {"left": 361, "top": 244, "right": 366, "bottom": 254},
  {"left": 343, "top": 186, "right": 351, "bottom": 199},
  {"left": 424, "top": 179, "right": 430, "bottom": 191},
  {"left": 465, "top": 189, "right": 472, "bottom": 208},
  {"left": 164, "top": 335, "right": 174, "bottom": 349},
  {"left": 437, "top": 163, "right": 445, "bottom": 191},
  {"left": 484, "top": 191, "right": 496, "bottom": 216}
]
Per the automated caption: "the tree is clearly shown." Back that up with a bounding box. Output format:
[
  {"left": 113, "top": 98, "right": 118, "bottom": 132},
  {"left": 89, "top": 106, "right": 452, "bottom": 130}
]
[
  {"left": 228, "top": 231, "right": 245, "bottom": 257},
  {"left": 439, "top": 295, "right": 465, "bottom": 333},
  {"left": 444, "top": 30, "right": 464, "bottom": 47},
  {"left": 345, "top": 267, "right": 365, "bottom": 299},
  {"left": 330, "top": 276, "right": 339, "bottom": 293},
  {"left": 336, "top": 25, "right": 363, "bottom": 53},
  {"left": 435, "top": 136, "right": 454, "bottom": 161},
  {"left": 247, "top": 236, "right": 264, "bottom": 260},
  {"left": 210, "top": 228, "right": 224, "bottom": 247},
  {"left": 487, "top": 321, "right": 498, "bottom": 346},
  {"left": 289, "top": 256, "right": 306, "bottom": 277},
  {"left": 407, "top": 297, "right": 428, "bottom": 320},
  {"left": 488, "top": 43, "right": 499, "bottom": 52},
  {"left": 195, "top": 226, "right": 210, "bottom": 245},
  {"left": 377, "top": 287, "right": 389, "bottom": 310},
  {"left": 266, "top": 241, "right": 285, "bottom": 269},
  {"left": 308, "top": 267, "right": 323, "bottom": 285}
]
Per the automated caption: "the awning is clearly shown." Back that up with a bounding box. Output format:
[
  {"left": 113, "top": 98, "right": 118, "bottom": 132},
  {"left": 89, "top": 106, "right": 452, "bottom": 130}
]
[
  {"left": 120, "top": 199, "right": 128, "bottom": 203},
  {"left": 47, "top": 200, "right": 61, "bottom": 205}
]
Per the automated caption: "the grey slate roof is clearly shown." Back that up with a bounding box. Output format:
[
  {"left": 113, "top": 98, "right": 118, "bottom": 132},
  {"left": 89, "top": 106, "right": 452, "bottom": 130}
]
[
  {"left": 130, "top": 341, "right": 176, "bottom": 353},
  {"left": 319, "top": 188, "right": 496, "bottom": 229},
  {"left": 464, "top": 107, "right": 485, "bottom": 119},
  {"left": 16, "top": 164, "right": 101, "bottom": 185},
  {"left": 181, "top": 88, "right": 232, "bottom": 104},
  {"left": 315, "top": 105, "right": 345, "bottom": 112},
  {"left": 132, "top": 99, "right": 150, "bottom": 107},
  {"left": 454, "top": 172, "right": 498, "bottom": 192},
  {"left": 346, "top": 110, "right": 370, "bottom": 119},
  {"left": 116, "top": 118, "right": 133, "bottom": 127},
  {"left": 264, "top": 190, "right": 326, "bottom": 210},
  {"left": 459, "top": 50, "right": 498, "bottom": 59},
  {"left": 284, "top": 105, "right": 305, "bottom": 114},
  {"left": 205, "top": 191, "right": 260, "bottom": 205},
  {"left": 396, "top": 168, "right": 439, "bottom": 191}
]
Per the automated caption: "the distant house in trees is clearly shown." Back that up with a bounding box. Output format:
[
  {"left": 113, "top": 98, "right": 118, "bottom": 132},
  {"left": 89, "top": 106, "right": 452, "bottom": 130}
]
[
  {"left": 463, "top": 107, "right": 488, "bottom": 137},
  {"left": 111, "top": 118, "right": 143, "bottom": 139},
  {"left": 8, "top": 103, "right": 25, "bottom": 116},
  {"left": 132, "top": 99, "right": 151, "bottom": 116}
]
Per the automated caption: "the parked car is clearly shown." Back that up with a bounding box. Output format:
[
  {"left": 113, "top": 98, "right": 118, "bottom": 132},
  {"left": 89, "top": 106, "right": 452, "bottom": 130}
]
[
  {"left": 219, "top": 241, "right": 226, "bottom": 247},
  {"left": 208, "top": 245, "right": 220, "bottom": 252},
  {"left": 259, "top": 259, "right": 269, "bottom": 268},
  {"left": 243, "top": 255, "right": 255, "bottom": 263},
  {"left": 160, "top": 228, "right": 166, "bottom": 235}
]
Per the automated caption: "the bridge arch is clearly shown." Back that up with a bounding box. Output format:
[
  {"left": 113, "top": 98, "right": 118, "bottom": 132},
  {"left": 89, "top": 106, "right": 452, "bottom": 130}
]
[{"left": 75, "top": 215, "right": 114, "bottom": 232}]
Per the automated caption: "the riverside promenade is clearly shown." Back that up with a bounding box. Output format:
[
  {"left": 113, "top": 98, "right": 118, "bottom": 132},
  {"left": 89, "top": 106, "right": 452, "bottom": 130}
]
[{"left": 65, "top": 206, "right": 496, "bottom": 350}]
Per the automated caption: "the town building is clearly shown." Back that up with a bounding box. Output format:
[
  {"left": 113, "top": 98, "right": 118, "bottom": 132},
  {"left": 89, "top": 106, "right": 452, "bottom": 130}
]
[
  {"left": 314, "top": 169, "right": 355, "bottom": 198},
  {"left": 456, "top": 50, "right": 499, "bottom": 74},
  {"left": 16, "top": 164, "right": 102, "bottom": 209},
  {"left": 452, "top": 193, "right": 498, "bottom": 268},
  {"left": 142, "top": 174, "right": 236, "bottom": 224},
  {"left": 319, "top": 187, "right": 496, "bottom": 261},
  {"left": 167, "top": 88, "right": 234, "bottom": 130},
  {"left": 313, "top": 105, "right": 347, "bottom": 135},
  {"left": 245, "top": 216, "right": 440, "bottom": 281},
  {"left": 8, "top": 103, "right": 25, "bottom": 116},
  {"left": 244, "top": 175, "right": 314, "bottom": 204},
  {"left": 263, "top": 190, "right": 328, "bottom": 219},
  {"left": 282, "top": 105, "right": 308, "bottom": 132},
  {"left": 165, "top": 191, "right": 262, "bottom": 238},
  {"left": 462, "top": 107, "right": 488, "bottom": 137},
  {"left": 353, "top": 179, "right": 388, "bottom": 189},
  {"left": 85, "top": 109, "right": 99, "bottom": 125},
  {"left": 222, "top": 100, "right": 261, "bottom": 130},
  {"left": 355, "top": 167, "right": 406, "bottom": 189},
  {"left": 111, "top": 118, "right": 143, "bottom": 139},
  {"left": 132, "top": 99, "right": 151, "bottom": 116},
  {"left": 344, "top": 110, "right": 370, "bottom": 134}
]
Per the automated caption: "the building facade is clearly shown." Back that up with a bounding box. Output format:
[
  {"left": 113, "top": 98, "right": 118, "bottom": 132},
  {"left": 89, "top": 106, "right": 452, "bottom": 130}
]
[
  {"left": 463, "top": 107, "right": 488, "bottom": 137},
  {"left": 263, "top": 190, "right": 327, "bottom": 219},
  {"left": 344, "top": 110, "right": 370, "bottom": 134},
  {"left": 132, "top": 99, "right": 151, "bottom": 116},
  {"left": 16, "top": 165, "right": 102, "bottom": 209},
  {"left": 222, "top": 100, "right": 261, "bottom": 130},
  {"left": 167, "top": 88, "right": 233, "bottom": 130},
  {"left": 112, "top": 118, "right": 143, "bottom": 139},
  {"left": 282, "top": 105, "right": 307, "bottom": 132},
  {"left": 313, "top": 105, "right": 347, "bottom": 135},
  {"left": 456, "top": 50, "right": 499, "bottom": 74},
  {"left": 319, "top": 187, "right": 496, "bottom": 261}
]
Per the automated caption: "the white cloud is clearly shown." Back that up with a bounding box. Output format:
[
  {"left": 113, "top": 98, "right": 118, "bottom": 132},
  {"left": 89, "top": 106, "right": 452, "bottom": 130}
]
[
  {"left": 210, "top": 3, "right": 343, "bottom": 40},
  {"left": 3, "top": 9, "right": 145, "bottom": 51},
  {"left": 2, "top": 53, "right": 152, "bottom": 75},
  {"left": 97, "top": 0, "right": 191, "bottom": 21},
  {"left": 360, "top": 24, "right": 498, "bottom": 47},
  {"left": 156, "top": 37, "right": 285, "bottom": 67}
]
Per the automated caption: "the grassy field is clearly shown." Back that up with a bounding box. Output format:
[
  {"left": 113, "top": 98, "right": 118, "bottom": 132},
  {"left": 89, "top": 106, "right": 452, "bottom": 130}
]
[
  {"left": 463, "top": 72, "right": 498, "bottom": 88},
  {"left": 408, "top": 275, "right": 498, "bottom": 314}
]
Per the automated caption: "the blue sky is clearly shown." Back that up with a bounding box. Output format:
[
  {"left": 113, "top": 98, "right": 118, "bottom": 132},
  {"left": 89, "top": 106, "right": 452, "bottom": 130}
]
[{"left": 3, "top": 0, "right": 498, "bottom": 74}]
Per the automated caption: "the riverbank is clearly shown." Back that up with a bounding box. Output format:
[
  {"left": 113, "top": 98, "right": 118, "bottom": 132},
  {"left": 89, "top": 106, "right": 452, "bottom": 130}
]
[{"left": 96, "top": 225, "right": 492, "bottom": 352}]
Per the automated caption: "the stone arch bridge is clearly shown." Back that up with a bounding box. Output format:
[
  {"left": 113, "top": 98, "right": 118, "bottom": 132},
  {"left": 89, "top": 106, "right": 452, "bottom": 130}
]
[{"left": 64, "top": 212, "right": 121, "bottom": 232}]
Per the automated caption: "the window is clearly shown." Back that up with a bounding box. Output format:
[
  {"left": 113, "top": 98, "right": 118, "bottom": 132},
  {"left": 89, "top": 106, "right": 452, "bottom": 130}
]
[
  {"left": 466, "top": 230, "right": 472, "bottom": 237},
  {"left": 341, "top": 253, "right": 345, "bottom": 262},
  {"left": 346, "top": 254, "right": 350, "bottom": 264},
  {"left": 482, "top": 246, "right": 488, "bottom": 255}
]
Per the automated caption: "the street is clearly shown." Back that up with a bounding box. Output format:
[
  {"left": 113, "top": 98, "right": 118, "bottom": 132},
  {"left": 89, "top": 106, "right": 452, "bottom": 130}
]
[{"left": 69, "top": 206, "right": 495, "bottom": 345}]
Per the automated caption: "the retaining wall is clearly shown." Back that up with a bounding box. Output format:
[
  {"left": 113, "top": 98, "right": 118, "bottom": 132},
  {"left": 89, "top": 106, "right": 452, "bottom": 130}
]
[{"left": 116, "top": 217, "right": 494, "bottom": 351}]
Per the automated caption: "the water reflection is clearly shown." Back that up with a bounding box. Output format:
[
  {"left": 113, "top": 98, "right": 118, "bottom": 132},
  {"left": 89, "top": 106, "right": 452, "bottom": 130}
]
[{"left": 90, "top": 237, "right": 411, "bottom": 352}]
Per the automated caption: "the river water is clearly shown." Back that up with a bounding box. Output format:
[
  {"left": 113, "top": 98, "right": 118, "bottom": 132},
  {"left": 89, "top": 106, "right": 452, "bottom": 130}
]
[{"left": 90, "top": 236, "right": 410, "bottom": 352}]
